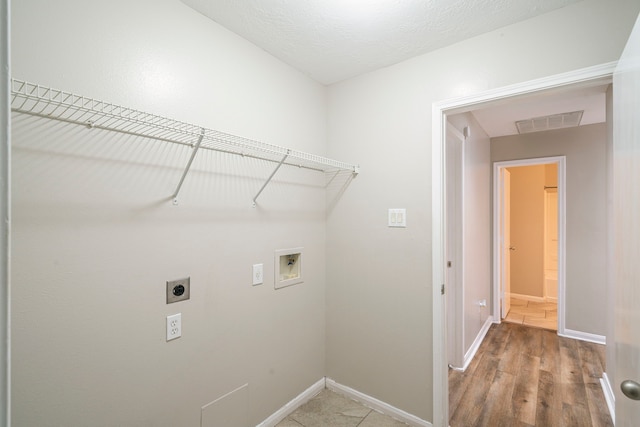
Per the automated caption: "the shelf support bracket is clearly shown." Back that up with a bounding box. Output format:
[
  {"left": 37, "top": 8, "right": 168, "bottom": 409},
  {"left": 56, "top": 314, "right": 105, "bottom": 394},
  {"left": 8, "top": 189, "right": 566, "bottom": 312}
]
[
  {"left": 172, "top": 128, "right": 205, "bottom": 205},
  {"left": 252, "top": 150, "right": 290, "bottom": 207}
]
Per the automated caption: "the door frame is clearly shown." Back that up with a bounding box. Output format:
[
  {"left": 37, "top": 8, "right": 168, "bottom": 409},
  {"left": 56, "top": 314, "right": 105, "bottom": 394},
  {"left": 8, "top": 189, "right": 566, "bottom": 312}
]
[
  {"left": 431, "top": 61, "right": 616, "bottom": 427},
  {"left": 492, "top": 157, "right": 566, "bottom": 334}
]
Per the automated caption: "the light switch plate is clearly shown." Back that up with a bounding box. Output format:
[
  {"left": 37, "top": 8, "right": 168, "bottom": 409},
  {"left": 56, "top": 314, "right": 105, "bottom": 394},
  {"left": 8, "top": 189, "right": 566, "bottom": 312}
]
[
  {"left": 388, "top": 208, "right": 407, "bottom": 227},
  {"left": 252, "top": 264, "right": 263, "bottom": 286}
]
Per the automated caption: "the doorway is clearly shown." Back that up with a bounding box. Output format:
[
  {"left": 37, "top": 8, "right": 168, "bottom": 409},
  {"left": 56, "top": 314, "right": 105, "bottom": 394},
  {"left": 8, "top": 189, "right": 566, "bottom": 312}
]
[
  {"left": 493, "top": 158, "right": 565, "bottom": 333},
  {"left": 432, "top": 62, "right": 616, "bottom": 427}
]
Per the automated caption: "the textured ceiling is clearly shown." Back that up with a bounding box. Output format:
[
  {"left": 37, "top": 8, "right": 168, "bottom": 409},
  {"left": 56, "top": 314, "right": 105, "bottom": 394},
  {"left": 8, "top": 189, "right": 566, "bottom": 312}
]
[
  {"left": 470, "top": 84, "right": 609, "bottom": 137},
  {"left": 181, "top": 0, "right": 581, "bottom": 85}
]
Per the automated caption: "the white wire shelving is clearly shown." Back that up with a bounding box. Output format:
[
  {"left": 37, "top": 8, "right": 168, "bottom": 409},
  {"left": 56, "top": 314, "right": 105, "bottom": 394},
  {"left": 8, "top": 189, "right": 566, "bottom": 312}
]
[{"left": 10, "top": 79, "right": 360, "bottom": 206}]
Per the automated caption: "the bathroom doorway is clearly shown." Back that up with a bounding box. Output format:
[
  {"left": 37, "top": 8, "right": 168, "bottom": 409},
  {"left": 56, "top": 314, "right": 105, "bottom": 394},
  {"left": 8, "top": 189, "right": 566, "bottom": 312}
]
[{"left": 493, "top": 157, "right": 565, "bottom": 333}]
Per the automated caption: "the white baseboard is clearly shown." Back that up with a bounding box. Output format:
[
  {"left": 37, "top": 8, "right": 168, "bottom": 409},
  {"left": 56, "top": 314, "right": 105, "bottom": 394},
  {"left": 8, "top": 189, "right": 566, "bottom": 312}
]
[
  {"left": 559, "top": 328, "right": 606, "bottom": 345},
  {"left": 461, "top": 316, "right": 494, "bottom": 371},
  {"left": 256, "top": 378, "right": 325, "bottom": 427},
  {"left": 326, "top": 378, "right": 432, "bottom": 427},
  {"left": 600, "top": 372, "right": 615, "bottom": 425}
]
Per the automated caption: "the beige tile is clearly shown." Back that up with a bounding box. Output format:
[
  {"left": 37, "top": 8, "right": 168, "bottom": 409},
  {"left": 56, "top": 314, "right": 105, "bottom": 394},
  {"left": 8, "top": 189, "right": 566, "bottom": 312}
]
[
  {"left": 275, "top": 417, "right": 304, "bottom": 427},
  {"left": 504, "top": 312, "right": 524, "bottom": 324},
  {"left": 359, "top": 410, "right": 409, "bottom": 426},
  {"left": 508, "top": 306, "right": 547, "bottom": 317},
  {"left": 288, "top": 390, "right": 371, "bottom": 427},
  {"left": 510, "top": 298, "right": 528, "bottom": 307}
]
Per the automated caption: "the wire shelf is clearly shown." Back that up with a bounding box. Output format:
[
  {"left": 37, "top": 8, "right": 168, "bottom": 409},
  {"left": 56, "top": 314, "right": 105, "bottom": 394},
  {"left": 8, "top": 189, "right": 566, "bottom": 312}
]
[{"left": 11, "top": 79, "right": 359, "bottom": 205}]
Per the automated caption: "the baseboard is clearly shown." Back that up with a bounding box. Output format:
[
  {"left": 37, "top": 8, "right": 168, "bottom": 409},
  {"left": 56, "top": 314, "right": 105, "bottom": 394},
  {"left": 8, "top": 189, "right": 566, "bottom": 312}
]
[
  {"left": 510, "top": 293, "right": 545, "bottom": 303},
  {"left": 460, "top": 316, "right": 494, "bottom": 371},
  {"left": 326, "top": 378, "right": 432, "bottom": 427},
  {"left": 559, "top": 328, "right": 606, "bottom": 345},
  {"left": 600, "top": 372, "right": 615, "bottom": 424},
  {"left": 255, "top": 378, "right": 325, "bottom": 427}
]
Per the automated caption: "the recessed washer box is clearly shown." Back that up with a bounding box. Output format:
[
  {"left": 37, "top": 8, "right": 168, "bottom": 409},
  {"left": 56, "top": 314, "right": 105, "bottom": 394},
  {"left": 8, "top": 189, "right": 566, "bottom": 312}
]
[{"left": 274, "top": 248, "right": 303, "bottom": 289}]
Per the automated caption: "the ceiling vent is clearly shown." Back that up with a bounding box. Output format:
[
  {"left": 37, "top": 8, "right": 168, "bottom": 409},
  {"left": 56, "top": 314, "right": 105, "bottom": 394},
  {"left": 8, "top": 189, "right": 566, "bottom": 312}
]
[{"left": 515, "top": 110, "right": 584, "bottom": 134}]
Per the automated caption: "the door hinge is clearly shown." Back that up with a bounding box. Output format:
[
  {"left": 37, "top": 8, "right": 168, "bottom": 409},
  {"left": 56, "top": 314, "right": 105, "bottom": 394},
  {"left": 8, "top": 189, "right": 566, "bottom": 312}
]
[{"left": 441, "top": 284, "right": 445, "bottom": 295}]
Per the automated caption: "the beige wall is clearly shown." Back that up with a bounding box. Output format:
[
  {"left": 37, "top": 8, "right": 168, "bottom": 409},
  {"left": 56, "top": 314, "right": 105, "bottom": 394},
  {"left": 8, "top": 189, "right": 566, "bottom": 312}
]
[
  {"left": 492, "top": 123, "right": 608, "bottom": 335},
  {"left": 12, "top": 0, "right": 328, "bottom": 425},
  {"left": 326, "top": 2, "right": 632, "bottom": 421},
  {"left": 508, "top": 165, "right": 546, "bottom": 298},
  {"left": 448, "top": 113, "right": 491, "bottom": 357},
  {"left": 10, "top": 0, "right": 638, "bottom": 425}
]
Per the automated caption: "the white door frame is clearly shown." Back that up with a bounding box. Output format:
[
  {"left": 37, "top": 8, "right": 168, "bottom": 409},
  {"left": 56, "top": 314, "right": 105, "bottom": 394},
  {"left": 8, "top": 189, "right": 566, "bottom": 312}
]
[
  {"left": 431, "top": 61, "right": 616, "bottom": 427},
  {"left": 492, "top": 157, "right": 566, "bottom": 335}
]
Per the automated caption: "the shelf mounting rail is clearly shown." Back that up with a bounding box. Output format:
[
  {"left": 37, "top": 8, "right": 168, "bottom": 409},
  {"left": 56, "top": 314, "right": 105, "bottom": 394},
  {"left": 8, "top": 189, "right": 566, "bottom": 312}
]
[{"left": 10, "top": 79, "right": 360, "bottom": 205}]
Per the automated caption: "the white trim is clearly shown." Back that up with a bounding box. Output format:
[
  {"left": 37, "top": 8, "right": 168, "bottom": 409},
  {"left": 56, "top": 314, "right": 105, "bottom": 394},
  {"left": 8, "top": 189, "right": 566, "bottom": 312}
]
[
  {"left": 454, "top": 316, "right": 494, "bottom": 372},
  {"left": 432, "top": 61, "right": 616, "bottom": 427},
  {"left": 326, "top": 378, "right": 432, "bottom": 427},
  {"left": 255, "top": 378, "right": 325, "bottom": 427},
  {"left": 559, "top": 329, "right": 606, "bottom": 345},
  {"left": 600, "top": 372, "right": 615, "bottom": 425}
]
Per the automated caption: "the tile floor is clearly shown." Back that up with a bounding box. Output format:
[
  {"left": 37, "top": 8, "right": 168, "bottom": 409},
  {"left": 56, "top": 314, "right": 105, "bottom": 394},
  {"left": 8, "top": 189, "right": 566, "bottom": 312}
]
[
  {"left": 275, "top": 389, "right": 409, "bottom": 427},
  {"left": 502, "top": 297, "right": 557, "bottom": 331}
]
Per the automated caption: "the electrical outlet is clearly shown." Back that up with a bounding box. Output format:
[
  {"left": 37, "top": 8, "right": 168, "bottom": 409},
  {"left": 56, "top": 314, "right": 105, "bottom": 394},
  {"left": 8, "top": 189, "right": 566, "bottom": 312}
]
[
  {"left": 166, "top": 313, "right": 182, "bottom": 341},
  {"left": 166, "top": 277, "right": 190, "bottom": 304},
  {"left": 252, "top": 264, "right": 264, "bottom": 286}
]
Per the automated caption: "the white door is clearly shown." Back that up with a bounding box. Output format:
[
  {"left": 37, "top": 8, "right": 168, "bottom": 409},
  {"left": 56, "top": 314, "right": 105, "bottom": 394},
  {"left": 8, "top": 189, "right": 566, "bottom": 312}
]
[
  {"left": 614, "top": 13, "right": 640, "bottom": 424},
  {"left": 446, "top": 123, "right": 464, "bottom": 368},
  {"left": 500, "top": 168, "right": 512, "bottom": 319}
]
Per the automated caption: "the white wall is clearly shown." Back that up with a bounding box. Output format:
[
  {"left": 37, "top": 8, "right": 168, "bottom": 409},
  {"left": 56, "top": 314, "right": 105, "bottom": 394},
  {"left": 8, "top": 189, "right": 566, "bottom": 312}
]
[
  {"left": 448, "top": 113, "right": 491, "bottom": 356},
  {"left": 12, "top": 0, "right": 328, "bottom": 425},
  {"left": 492, "top": 124, "right": 608, "bottom": 336},
  {"left": 326, "top": 1, "right": 638, "bottom": 422}
]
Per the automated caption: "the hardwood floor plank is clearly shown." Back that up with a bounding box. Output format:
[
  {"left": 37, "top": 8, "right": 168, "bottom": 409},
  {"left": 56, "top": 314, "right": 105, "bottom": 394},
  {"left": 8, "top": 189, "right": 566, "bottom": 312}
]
[
  {"left": 536, "top": 370, "right": 561, "bottom": 426},
  {"left": 512, "top": 354, "right": 540, "bottom": 425},
  {"left": 540, "top": 329, "right": 560, "bottom": 375},
  {"left": 562, "top": 401, "right": 591, "bottom": 427},
  {"left": 559, "top": 336, "right": 583, "bottom": 384},
  {"left": 584, "top": 382, "right": 614, "bottom": 427},
  {"left": 577, "top": 340, "right": 605, "bottom": 385},
  {"left": 498, "top": 324, "right": 525, "bottom": 375},
  {"left": 474, "top": 370, "right": 517, "bottom": 427}
]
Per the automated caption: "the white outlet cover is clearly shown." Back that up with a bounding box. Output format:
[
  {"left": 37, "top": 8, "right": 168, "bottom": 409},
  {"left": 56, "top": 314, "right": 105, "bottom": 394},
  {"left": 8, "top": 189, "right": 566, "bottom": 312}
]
[
  {"left": 252, "top": 264, "right": 264, "bottom": 286},
  {"left": 166, "top": 313, "right": 182, "bottom": 341}
]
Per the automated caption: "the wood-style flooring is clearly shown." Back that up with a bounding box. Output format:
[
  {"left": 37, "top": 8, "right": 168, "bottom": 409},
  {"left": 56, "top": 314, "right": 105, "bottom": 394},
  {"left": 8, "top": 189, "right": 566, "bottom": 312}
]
[{"left": 449, "top": 322, "right": 612, "bottom": 427}]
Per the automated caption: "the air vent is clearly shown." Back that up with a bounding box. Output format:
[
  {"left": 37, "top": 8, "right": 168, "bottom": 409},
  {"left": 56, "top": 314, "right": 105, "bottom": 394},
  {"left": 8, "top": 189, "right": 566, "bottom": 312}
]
[{"left": 516, "top": 110, "right": 583, "bottom": 134}]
